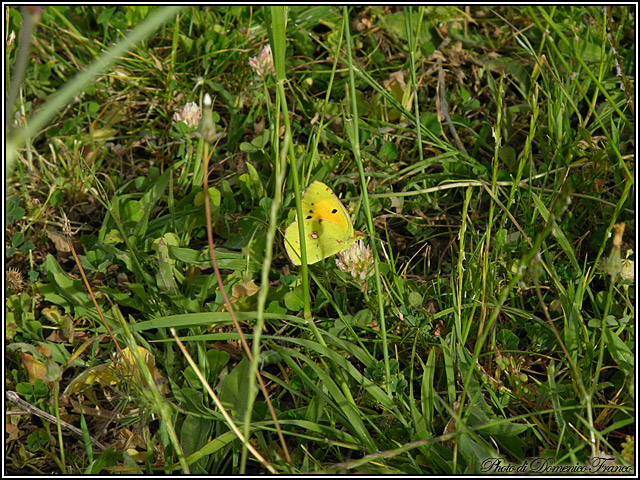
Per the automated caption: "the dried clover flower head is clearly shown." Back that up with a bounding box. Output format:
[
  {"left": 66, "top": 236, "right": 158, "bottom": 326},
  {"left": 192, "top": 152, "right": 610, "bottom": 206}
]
[{"left": 7, "top": 267, "right": 25, "bottom": 292}]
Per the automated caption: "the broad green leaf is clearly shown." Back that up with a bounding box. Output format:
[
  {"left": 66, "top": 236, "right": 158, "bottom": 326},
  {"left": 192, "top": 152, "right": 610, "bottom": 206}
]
[
  {"left": 218, "top": 358, "right": 256, "bottom": 419},
  {"left": 180, "top": 415, "right": 212, "bottom": 471}
]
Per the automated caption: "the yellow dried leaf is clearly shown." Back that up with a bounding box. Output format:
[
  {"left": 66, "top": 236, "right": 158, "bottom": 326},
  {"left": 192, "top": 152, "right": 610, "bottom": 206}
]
[
  {"left": 63, "top": 346, "right": 166, "bottom": 396},
  {"left": 231, "top": 279, "right": 260, "bottom": 301}
]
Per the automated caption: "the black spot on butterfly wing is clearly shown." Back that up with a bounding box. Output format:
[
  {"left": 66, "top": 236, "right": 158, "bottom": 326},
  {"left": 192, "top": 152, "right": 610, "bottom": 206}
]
[{"left": 331, "top": 208, "right": 338, "bottom": 214}]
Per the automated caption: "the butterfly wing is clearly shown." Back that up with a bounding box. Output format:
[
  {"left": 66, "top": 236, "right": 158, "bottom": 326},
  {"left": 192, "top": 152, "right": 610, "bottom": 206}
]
[
  {"left": 284, "top": 218, "right": 357, "bottom": 265},
  {"left": 284, "top": 220, "right": 304, "bottom": 265},
  {"left": 301, "top": 181, "right": 355, "bottom": 238},
  {"left": 284, "top": 181, "right": 356, "bottom": 265}
]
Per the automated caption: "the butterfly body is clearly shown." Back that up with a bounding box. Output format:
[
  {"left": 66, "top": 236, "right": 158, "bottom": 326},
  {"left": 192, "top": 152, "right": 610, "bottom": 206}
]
[{"left": 284, "top": 181, "right": 357, "bottom": 265}]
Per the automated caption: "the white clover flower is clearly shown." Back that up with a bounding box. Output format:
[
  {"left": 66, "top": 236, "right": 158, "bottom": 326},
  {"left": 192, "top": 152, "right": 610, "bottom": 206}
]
[
  {"left": 620, "top": 250, "right": 634, "bottom": 283},
  {"left": 249, "top": 45, "right": 274, "bottom": 76},
  {"left": 620, "top": 258, "right": 634, "bottom": 283},
  {"left": 335, "top": 240, "right": 375, "bottom": 287},
  {"left": 173, "top": 101, "right": 201, "bottom": 128}
]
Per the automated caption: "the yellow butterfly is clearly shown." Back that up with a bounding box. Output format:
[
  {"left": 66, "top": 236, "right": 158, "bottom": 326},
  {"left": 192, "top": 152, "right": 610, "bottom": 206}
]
[{"left": 284, "top": 181, "right": 358, "bottom": 265}]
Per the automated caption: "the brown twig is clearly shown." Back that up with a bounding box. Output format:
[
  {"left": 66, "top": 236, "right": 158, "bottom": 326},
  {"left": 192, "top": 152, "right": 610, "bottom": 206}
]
[{"left": 6, "top": 390, "right": 107, "bottom": 451}]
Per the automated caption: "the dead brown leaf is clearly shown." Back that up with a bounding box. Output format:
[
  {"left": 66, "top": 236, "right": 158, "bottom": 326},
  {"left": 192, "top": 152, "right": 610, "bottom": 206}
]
[
  {"left": 5, "top": 422, "right": 23, "bottom": 442},
  {"left": 46, "top": 229, "right": 71, "bottom": 253},
  {"left": 231, "top": 279, "right": 260, "bottom": 301},
  {"left": 19, "top": 353, "right": 51, "bottom": 387}
]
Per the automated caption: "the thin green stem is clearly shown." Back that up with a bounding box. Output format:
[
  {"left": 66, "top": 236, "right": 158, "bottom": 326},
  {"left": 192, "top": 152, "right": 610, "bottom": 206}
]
[
  {"left": 53, "top": 381, "right": 67, "bottom": 473},
  {"left": 404, "top": 7, "right": 424, "bottom": 165}
]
